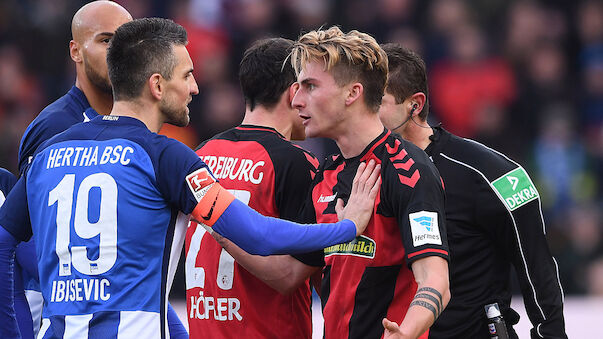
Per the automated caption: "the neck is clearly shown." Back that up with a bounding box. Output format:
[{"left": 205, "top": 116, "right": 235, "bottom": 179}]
[
  {"left": 335, "top": 111, "right": 384, "bottom": 159},
  {"left": 397, "top": 118, "right": 433, "bottom": 150},
  {"left": 241, "top": 104, "right": 293, "bottom": 140},
  {"left": 75, "top": 77, "right": 113, "bottom": 115},
  {"left": 110, "top": 99, "right": 163, "bottom": 133}
]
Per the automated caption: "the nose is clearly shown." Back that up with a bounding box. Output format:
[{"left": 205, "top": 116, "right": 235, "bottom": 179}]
[
  {"left": 190, "top": 74, "right": 199, "bottom": 95},
  {"left": 291, "top": 86, "right": 304, "bottom": 109}
]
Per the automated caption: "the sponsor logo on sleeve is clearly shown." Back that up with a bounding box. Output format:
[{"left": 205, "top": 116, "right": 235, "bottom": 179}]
[
  {"left": 324, "top": 235, "right": 376, "bottom": 259},
  {"left": 491, "top": 167, "right": 539, "bottom": 211},
  {"left": 409, "top": 211, "right": 441, "bottom": 247},
  {"left": 186, "top": 167, "right": 216, "bottom": 202}
]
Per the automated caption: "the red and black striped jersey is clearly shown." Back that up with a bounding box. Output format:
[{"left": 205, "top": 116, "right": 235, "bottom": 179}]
[
  {"left": 303, "top": 128, "right": 449, "bottom": 339},
  {"left": 185, "top": 125, "right": 319, "bottom": 339}
]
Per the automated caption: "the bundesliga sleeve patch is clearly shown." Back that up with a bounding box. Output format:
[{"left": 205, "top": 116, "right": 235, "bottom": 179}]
[
  {"left": 491, "top": 167, "right": 539, "bottom": 211},
  {"left": 186, "top": 167, "right": 217, "bottom": 202},
  {"left": 409, "top": 211, "right": 442, "bottom": 247}
]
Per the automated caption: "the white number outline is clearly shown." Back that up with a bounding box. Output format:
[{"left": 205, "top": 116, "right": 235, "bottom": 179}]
[{"left": 48, "top": 173, "right": 118, "bottom": 276}]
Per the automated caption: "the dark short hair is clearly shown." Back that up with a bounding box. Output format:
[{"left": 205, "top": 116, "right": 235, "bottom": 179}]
[
  {"left": 239, "top": 38, "right": 296, "bottom": 111},
  {"left": 381, "top": 43, "right": 430, "bottom": 120},
  {"left": 107, "top": 17, "right": 188, "bottom": 101}
]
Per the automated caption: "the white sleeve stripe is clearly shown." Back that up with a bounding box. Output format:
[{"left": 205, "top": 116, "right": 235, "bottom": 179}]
[{"left": 439, "top": 152, "right": 547, "bottom": 320}]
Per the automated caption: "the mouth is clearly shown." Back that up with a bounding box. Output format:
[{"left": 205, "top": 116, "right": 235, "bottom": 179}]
[{"left": 299, "top": 113, "right": 310, "bottom": 125}]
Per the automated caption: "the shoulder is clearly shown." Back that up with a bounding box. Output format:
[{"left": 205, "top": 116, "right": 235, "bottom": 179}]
[
  {"left": 379, "top": 134, "right": 439, "bottom": 189},
  {"left": 437, "top": 134, "right": 541, "bottom": 211},
  {"left": 31, "top": 91, "right": 86, "bottom": 130},
  {"left": 437, "top": 133, "right": 520, "bottom": 180},
  {"left": 271, "top": 140, "right": 319, "bottom": 169},
  {"left": 21, "top": 91, "right": 85, "bottom": 148}
]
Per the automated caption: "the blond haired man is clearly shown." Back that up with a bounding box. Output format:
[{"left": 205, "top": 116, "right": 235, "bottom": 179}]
[{"left": 288, "top": 27, "right": 450, "bottom": 339}]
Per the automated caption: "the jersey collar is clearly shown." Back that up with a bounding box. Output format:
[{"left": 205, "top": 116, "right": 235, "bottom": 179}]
[
  {"left": 90, "top": 115, "right": 149, "bottom": 129},
  {"left": 425, "top": 125, "right": 451, "bottom": 157},
  {"left": 236, "top": 124, "right": 286, "bottom": 139},
  {"left": 339, "top": 127, "right": 390, "bottom": 163},
  {"left": 68, "top": 86, "right": 91, "bottom": 111}
]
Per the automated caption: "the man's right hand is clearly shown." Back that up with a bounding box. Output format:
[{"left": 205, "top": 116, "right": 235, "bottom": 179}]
[{"left": 336, "top": 159, "right": 381, "bottom": 236}]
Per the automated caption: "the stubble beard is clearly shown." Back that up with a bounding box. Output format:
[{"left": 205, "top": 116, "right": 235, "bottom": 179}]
[
  {"left": 160, "top": 98, "right": 190, "bottom": 127},
  {"left": 84, "top": 64, "right": 112, "bottom": 95}
]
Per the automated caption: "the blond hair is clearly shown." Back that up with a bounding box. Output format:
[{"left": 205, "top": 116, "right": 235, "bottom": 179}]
[{"left": 291, "top": 26, "right": 388, "bottom": 112}]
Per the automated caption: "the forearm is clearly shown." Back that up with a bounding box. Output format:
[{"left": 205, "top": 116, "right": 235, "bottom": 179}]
[
  {"left": 399, "top": 278, "right": 450, "bottom": 337},
  {"left": 398, "top": 256, "right": 450, "bottom": 338},
  {"left": 0, "top": 226, "right": 22, "bottom": 338},
  {"left": 205, "top": 198, "right": 356, "bottom": 256},
  {"left": 215, "top": 233, "right": 317, "bottom": 294}
]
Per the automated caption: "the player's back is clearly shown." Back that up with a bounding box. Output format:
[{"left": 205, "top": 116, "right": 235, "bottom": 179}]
[
  {"left": 186, "top": 125, "right": 318, "bottom": 339},
  {"left": 25, "top": 115, "right": 197, "bottom": 338}
]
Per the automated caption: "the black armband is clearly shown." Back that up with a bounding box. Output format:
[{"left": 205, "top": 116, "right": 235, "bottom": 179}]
[
  {"left": 417, "top": 287, "right": 443, "bottom": 305},
  {"left": 415, "top": 293, "right": 441, "bottom": 316}
]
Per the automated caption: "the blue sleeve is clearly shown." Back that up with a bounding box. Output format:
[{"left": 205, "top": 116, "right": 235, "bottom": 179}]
[
  {"left": 0, "top": 168, "right": 17, "bottom": 193},
  {"left": 154, "top": 138, "right": 209, "bottom": 215},
  {"left": 15, "top": 241, "right": 38, "bottom": 282},
  {"left": 0, "top": 225, "right": 22, "bottom": 339},
  {"left": 167, "top": 303, "right": 188, "bottom": 339},
  {"left": 0, "top": 178, "right": 32, "bottom": 242},
  {"left": 14, "top": 262, "right": 33, "bottom": 339},
  {"left": 212, "top": 199, "right": 357, "bottom": 256}
]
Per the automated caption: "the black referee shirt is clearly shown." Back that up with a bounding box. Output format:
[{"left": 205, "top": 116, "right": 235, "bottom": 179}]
[{"left": 426, "top": 127, "right": 567, "bottom": 339}]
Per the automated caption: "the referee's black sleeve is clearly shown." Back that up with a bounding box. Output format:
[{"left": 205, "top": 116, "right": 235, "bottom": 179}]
[{"left": 474, "top": 163, "right": 567, "bottom": 339}]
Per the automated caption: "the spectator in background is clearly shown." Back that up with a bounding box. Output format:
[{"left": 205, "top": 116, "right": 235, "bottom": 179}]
[
  {"left": 556, "top": 204, "right": 603, "bottom": 294},
  {"left": 532, "top": 106, "right": 594, "bottom": 218},
  {"left": 429, "top": 23, "right": 516, "bottom": 141},
  {"left": 0, "top": 47, "right": 43, "bottom": 172},
  {"left": 586, "top": 257, "right": 603, "bottom": 296}
]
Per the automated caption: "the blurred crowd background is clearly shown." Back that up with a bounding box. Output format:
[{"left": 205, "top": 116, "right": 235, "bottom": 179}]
[{"left": 0, "top": 0, "right": 602, "bottom": 297}]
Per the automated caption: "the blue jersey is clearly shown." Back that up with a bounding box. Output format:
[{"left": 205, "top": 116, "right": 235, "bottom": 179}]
[
  {"left": 2, "top": 115, "right": 206, "bottom": 338},
  {"left": 0, "top": 168, "right": 16, "bottom": 204},
  {"left": 18, "top": 86, "right": 99, "bottom": 175},
  {"left": 18, "top": 85, "right": 98, "bottom": 310}
]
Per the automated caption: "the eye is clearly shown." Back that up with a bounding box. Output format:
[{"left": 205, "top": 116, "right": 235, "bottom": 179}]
[
  {"left": 101, "top": 38, "right": 111, "bottom": 44},
  {"left": 307, "top": 83, "right": 316, "bottom": 90}
]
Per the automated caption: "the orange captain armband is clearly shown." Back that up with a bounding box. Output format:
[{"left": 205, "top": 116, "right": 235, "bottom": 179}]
[
  {"left": 185, "top": 167, "right": 235, "bottom": 227},
  {"left": 191, "top": 183, "right": 235, "bottom": 227}
]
